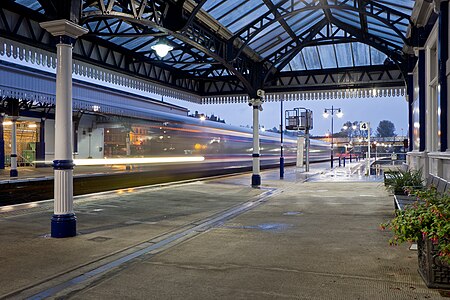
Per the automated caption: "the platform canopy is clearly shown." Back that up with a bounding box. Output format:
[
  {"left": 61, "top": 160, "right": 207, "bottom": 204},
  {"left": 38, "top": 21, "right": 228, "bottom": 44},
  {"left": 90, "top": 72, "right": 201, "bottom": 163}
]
[{"left": 0, "top": 0, "right": 422, "bottom": 103}]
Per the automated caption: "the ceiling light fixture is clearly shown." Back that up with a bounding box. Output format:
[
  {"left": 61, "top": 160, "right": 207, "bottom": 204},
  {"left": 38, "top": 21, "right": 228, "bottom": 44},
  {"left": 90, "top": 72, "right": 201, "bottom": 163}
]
[{"left": 151, "top": 39, "right": 173, "bottom": 58}]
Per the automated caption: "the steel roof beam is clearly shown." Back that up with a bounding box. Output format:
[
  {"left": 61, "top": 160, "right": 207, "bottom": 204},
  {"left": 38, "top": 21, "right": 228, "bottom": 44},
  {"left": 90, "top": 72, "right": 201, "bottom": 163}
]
[
  {"left": 358, "top": 0, "right": 368, "bottom": 36},
  {"left": 262, "top": 0, "right": 298, "bottom": 42},
  {"left": 0, "top": 5, "right": 204, "bottom": 92},
  {"left": 263, "top": 17, "right": 404, "bottom": 74},
  {"left": 230, "top": 1, "right": 410, "bottom": 58},
  {"left": 319, "top": 0, "right": 333, "bottom": 23},
  {"left": 2, "top": 0, "right": 413, "bottom": 97},
  {"left": 329, "top": 16, "right": 404, "bottom": 65},
  {"left": 263, "top": 18, "right": 328, "bottom": 82},
  {"left": 198, "top": 64, "right": 404, "bottom": 96},
  {"left": 82, "top": 1, "right": 263, "bottom": 95}
]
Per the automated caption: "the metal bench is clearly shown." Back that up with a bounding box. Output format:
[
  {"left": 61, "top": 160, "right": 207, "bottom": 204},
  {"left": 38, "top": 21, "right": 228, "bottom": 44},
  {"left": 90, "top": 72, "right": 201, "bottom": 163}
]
[{"left": 394, "top": 174, "right": 449, "bottom": 211}]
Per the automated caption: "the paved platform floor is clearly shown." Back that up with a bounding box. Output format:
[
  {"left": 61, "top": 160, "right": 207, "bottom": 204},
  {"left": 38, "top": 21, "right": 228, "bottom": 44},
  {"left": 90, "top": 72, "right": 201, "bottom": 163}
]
[{"left": 0, "top": 164, "right": 445, "bottom": 299}]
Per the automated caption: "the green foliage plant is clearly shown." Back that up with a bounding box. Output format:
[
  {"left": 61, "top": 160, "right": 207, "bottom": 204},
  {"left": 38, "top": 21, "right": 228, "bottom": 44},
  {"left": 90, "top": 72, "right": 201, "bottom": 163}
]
[
  {"left": 376, "top": 120, "right": 396, "bottom": 137},
  {"left": 382, "top": 187, "right": 450, "bottom": 264},
  {"left": 384, "top": 168, "right": 423, "bottom": 195}
]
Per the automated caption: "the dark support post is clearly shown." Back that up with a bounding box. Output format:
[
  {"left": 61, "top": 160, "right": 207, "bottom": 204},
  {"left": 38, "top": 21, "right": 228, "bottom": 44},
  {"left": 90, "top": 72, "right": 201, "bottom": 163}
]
[
  {"left": 350, "top": 153, "right": 352, "bottom": 163},
  {"left": 331, "top": 108, "right": 334, "bottom": 168},
  {"left": 338, "top": 156, "right": 341, "bottom": 167},
  {"left": 10, "top": 117, "right": 18, "bottom": 177},
  {"left": 343, "top": 157, "right": 346, "bottom": 167},
  {"left": 73, "top": 122, "right": 79, "bottom": 154},
  {"left": 418, "top": 49, "right": 426, "bottom": 152},
  {"left": 323, "top": 106, "right": 342, "bottom": 169},
  {"left": 0, "top": 114, "right": 4, "bottom": 169},
  {"left": 280, "top": 97, "right": 284, "bottom": 179},
  {"left": 439, "top": 0, "right": 449, "bottom": 151},
  {"left": 9, "top": 100, "right": 19, "bottom": 177}
]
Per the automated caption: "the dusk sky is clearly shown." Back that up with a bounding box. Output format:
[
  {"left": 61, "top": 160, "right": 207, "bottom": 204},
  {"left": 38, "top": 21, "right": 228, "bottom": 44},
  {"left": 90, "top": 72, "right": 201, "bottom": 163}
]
[{"left": 166, "top": 95, "right": 408, "bottom": 137}]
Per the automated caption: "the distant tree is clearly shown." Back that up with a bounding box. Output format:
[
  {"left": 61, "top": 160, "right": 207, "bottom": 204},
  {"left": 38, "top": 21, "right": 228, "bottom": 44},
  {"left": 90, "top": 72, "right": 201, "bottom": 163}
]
[
  {"left": 268, "top": 126, "right": 280, "bottom": 133},
  {"left": 335, "top": 120, "right": 362, "bottom": 137},
  {"left": 376, "top": 120, "right": 396, "bottom": 137}
]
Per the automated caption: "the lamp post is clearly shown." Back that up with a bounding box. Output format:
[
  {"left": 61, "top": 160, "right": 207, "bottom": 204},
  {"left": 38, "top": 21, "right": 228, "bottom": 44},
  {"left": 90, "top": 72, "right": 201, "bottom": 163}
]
[
  {"left": 323, "top": 106, "right": 343, "bottom": 168},
  {"left": 285, "top": 107, "right": 313, "bottom": 172}
]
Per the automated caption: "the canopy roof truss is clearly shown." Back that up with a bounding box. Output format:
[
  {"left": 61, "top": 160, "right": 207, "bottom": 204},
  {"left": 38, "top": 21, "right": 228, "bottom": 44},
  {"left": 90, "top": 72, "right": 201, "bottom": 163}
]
[{"left": 1, "top": 0, "right": 418, "bottom": 101}]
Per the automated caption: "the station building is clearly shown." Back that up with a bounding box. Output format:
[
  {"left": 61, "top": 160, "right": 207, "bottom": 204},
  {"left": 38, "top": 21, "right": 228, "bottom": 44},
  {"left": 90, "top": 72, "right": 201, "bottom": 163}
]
[
  {"left": 0, "top": 45, "right": 191, "bottom": 166},
  {"left": 407, "top": 0, "right": 450, "bottom": 180}
]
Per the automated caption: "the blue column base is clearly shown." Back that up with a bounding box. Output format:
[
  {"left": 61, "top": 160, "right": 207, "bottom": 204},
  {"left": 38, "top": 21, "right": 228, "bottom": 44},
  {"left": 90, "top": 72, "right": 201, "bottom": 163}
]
[
  {"left": 51, "top": 213, "right": 77, "bottom": 238},
  {"left": 251, "top": 174, "right": 261, "bottom": 187},
  {"left": 10, "top": 169, "right": 18, "bottom": 177}
]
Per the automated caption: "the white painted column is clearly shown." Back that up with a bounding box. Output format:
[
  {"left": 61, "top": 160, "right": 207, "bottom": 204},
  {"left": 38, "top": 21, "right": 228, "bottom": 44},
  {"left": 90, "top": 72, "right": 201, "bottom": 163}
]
[
  {"left": 54, "top": 41, "right": 73, "bottom": 214},
  {"left": 10, "top": 117, "right": 18, "bottom": 177},
  {"left": 249, "top": 96, "right": 263, "bottom": 187},
  {"left": 40, "top": 20, "right": 88, "bottom": 238}
]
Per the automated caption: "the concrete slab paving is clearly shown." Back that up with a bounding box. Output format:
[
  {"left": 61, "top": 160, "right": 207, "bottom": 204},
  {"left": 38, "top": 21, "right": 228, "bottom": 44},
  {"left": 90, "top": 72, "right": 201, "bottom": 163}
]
[
  {"left": 0, "top": 165, "right": 445, "bottom": 299},
  {"left": 0, "top": 181, "right": 263, "bottom": 297}
]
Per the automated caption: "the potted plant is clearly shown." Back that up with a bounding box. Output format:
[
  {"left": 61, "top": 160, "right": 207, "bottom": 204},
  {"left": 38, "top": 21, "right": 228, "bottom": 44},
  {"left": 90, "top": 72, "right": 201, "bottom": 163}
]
[
  {"left": 384, "top": 169, "right": 423, "bottom": 195},
  {"left": 382, "top": 187, "right": 450, "bottom": 288}
]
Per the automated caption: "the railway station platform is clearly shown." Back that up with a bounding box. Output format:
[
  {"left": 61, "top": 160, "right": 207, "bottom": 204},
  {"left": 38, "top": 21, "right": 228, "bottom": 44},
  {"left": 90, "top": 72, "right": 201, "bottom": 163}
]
[{"left": 0, "top": 163, "right": 445, "bottom": 299}]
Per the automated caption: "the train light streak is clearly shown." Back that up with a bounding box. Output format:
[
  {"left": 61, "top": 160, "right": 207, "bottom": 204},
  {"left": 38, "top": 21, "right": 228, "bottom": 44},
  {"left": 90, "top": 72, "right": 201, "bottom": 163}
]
[
  {"left": 33, "top": 156, "right": 205, "bottom": 166},
  {"left": 1, "top": 206, "right": 14, "bottom": 212}
]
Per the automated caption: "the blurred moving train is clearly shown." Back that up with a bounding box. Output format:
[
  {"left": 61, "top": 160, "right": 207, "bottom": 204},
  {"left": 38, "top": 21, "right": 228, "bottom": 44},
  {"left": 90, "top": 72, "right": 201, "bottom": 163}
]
[
  {"left": 101, "top": 108, "right": 331, "bottom": 170},
  {"left": 4, "top": 110, "right": 332, "bottom": 205}
]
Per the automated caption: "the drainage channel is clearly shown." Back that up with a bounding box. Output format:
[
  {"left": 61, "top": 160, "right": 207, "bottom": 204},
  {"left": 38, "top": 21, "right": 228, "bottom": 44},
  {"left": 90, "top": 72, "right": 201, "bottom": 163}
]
[{"left": 14, "top": 187, "right": 279, "bottom": 300}]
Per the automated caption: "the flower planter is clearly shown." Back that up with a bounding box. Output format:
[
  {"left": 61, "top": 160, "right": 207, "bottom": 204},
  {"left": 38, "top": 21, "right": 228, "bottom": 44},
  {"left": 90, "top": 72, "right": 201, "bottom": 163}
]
[{"left": 418, "top": 236, "right": 450, "bottom": 289}]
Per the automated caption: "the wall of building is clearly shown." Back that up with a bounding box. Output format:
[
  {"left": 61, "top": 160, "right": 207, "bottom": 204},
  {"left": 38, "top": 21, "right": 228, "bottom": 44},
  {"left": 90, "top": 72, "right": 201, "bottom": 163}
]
[
  {"left": 44, "top": 119, "right": 55, "bottom": 162},
  {"left": 408, "top": 4, "right": 450, "bottom": 181},
  {"left": 77, "top": 116, "right": 104, "bottom": 159},
  {"left": 44, "top": 116, "right": 105, "bottom": 161}
]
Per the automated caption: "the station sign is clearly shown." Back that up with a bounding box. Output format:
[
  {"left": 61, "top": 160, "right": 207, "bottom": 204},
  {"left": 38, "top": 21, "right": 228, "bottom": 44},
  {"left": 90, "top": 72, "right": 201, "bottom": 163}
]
[{"left": 360, "top": 122, "right": 369, "bottom": 131}]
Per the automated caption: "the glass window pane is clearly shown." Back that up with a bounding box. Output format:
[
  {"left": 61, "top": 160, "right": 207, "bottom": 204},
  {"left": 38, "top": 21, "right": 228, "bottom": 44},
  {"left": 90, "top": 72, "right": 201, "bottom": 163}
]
[
  {"left": 317, "top": 45, "right": 337, "bottom": 69},
  {"left": 286, "top": 10, "right": 323, "bottom": 33},
  {"left": 249, "top": 22, "right": 286, "bottom": 49},
  {"left": 283, "top": 52, "right": 306, "bottom": 71},
  {"left": 205, "top": 0, "right": 244, "bottom": 17},
  {"left": 220, "top": 2, "right": 267, "bottom": 27},
  {"left": 374, "top": 0, "right": 414, "bottom": 15},
  {"left": 253, "top": 31, "right": 290, "bottom": 56},
  {"left": 302, "top": 46, "right": 321, "bottom": 69},
  {"left": 352, "top": 43, "right": 370, "bottom": 66},
  {"left": 228, "top": 11, "right": 273, "bottom": 33},
  {"left": 334, "top": 43, "right": 353, "bottom": 67},
  {"left": 332, "top": 10, "right": 361, "bottom": 29},
  {"left": 371, "top": 47, "right": 387, "bottom": 64}
]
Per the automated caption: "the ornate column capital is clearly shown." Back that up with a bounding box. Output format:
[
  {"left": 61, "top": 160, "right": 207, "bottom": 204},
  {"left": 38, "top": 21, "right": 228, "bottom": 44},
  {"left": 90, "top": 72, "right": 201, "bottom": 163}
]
[{"left": 39, "top": 19, "right": 88, "bottom": 39}]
